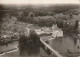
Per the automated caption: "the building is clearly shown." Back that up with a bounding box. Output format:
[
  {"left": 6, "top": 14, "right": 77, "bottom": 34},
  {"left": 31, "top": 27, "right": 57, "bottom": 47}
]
[
  {"left": 51, "top": 24, "right": 63, "bottom": 38},
  {"left": 35, "top": 24, "right": 63, "bottom": 37}
]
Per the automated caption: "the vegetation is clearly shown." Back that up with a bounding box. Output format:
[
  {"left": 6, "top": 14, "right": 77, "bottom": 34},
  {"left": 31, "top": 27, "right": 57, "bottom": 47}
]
[
  {"left": 19, "top": 30, "right": 40, "bottom": 48},
  {"left": 0, "top": 5, "right": 5, "bottom": 22},
  {"left": 0, "top": 4, "right": 80, "bottom": 44}
]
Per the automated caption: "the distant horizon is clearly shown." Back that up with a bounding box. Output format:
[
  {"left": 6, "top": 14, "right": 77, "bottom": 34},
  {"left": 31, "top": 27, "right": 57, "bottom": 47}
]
[
  {"left": 0, "top": 0, "right": 80, "bottom": 5},
  {"left": 0, "top": 3, "right": 80, "bottom": 6}
]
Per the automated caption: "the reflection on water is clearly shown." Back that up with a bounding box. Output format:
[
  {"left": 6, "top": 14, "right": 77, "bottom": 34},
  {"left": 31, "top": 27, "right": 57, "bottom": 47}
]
[
  {"left": 1, "top": 34, "right": 80, "bottom": 57},
  {"left": 19, "top": 45, "right": 40, "bottom": 56},
  {"left": 48, "top": 34, "right": 80, "bottom": 54},
  {"left": 76, "top": 39, "right": 80, "bottom": 47},
  {"left": 1, "top": 41, "right": 48, "bottom": 57},
  {"left": 74, "top": 38, "right": 77, "bottom": 45}
]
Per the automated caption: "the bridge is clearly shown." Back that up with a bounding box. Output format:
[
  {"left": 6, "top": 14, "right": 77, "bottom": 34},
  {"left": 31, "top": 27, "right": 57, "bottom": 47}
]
[
  {"left": 25, "top": 28, "right": 63, "bottom": 57},
  {"left": 40, "top": 39, "right": 63, "bottom": 57}
]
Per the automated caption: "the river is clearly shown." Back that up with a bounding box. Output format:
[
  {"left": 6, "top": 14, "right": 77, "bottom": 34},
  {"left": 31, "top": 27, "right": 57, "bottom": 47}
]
[
  {"left": 0, "top": 34, "right": 80, "bottom": 57},
  {"left": 0, "top": 41, "right": 48, "bottom": 57},
  {"left": 41, "top": 34, "right": 80, "bottom": 57}
]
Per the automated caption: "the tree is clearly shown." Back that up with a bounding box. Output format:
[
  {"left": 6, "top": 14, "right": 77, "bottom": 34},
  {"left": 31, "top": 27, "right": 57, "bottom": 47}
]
[
  {"left": 54, "top": 13, "right": 69, "bottom": 20},
  {"left": 74, "top": 20, "right": 79, "bottom": 34},
  {"left": 28, "top": 30, "right": 40, "bottom": 43},
  {"left": 19, "top": 34, "right": 28, "bottom": 48},
  {"left": 28, "top": 30, "right": 40, "bottom": 47},
  {"left": 0, "top": 5, "right": 5, "bottom": 22},
  {"left": 27, "top": 12, "right": 35, "bottom": 23},
  {"left": 28, "top": 12, "right": 35, "bottom": 17},
  {"left": 18, "top": 11, "right": 24, "bottom": 21},
  {"left": 74, "top": 20, "right": 78, "bottom": 29},
  {"left": 0, "top": 5, "right": 5, "bottom": 35},
  {"left": 19, "top": 29, "right": 40, "bottom": 48},
  {"left": 54, "top": 13, "right": 70, "bottom": 28}
]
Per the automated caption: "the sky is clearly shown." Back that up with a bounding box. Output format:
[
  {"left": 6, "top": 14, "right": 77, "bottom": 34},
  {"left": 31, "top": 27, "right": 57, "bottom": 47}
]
[{"left": 0, "top": 0, "right": 80, "bottom": 5}]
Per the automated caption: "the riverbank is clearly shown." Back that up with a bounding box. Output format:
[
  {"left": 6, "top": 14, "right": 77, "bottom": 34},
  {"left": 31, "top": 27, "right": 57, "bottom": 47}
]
[
  {"left": 0, "top": 39, "right": 48, "bottom": 57},
  {"left": 0, "top": 29, "right": 80, "bottom": 57},
  {"left": 0, "top": 48, "right": 18, "bottom": 56},
  {"left": 0, "top": 41, "right": 18, "bottom": 54}
]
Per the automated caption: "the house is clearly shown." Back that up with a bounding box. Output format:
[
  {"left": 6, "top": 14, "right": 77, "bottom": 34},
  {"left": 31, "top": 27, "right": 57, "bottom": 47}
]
[
  {"left": 51, "top": 24, "right": 63, "bottom": 38},
  {"left": 35, "top": 24, "right": 63, "bottom": 37},
  {"left": 52, "top": 29, "right": 63, "bottom": 38},
  {"left": 41, "top": 27, "right": 52, "bottom": 32},
  {"left": 35, "top": 29, "right": 45, "bottom": 35}
]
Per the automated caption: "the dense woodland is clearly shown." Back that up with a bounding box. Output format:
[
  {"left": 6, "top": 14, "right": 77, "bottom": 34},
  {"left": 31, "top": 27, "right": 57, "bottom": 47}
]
[{"left": 0, "top": 4, "right": 80, "bottom": 34}]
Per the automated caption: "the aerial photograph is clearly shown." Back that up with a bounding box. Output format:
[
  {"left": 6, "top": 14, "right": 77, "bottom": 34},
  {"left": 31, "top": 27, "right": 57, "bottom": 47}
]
[{"left": 0, "top": 0, "right": 80, "bottom": 57}]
